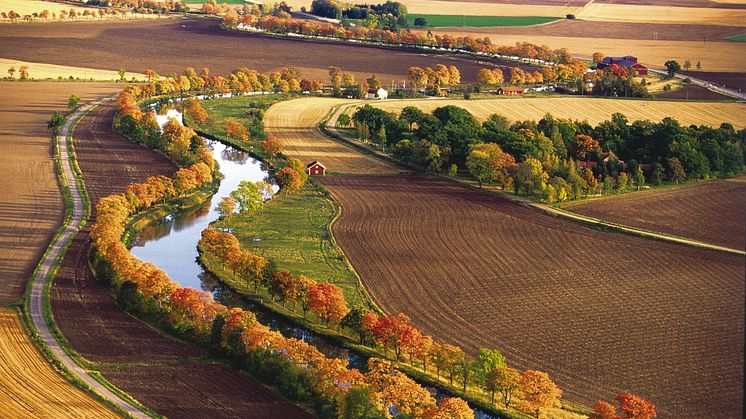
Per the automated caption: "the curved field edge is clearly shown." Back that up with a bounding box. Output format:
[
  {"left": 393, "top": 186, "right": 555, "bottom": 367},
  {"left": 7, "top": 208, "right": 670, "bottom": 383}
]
[
  {"left": 20, "top": 101, "right": 155, "bottom": 418},
  {"left": 0, "top": 307, "right": 117, "bottom": 418}
]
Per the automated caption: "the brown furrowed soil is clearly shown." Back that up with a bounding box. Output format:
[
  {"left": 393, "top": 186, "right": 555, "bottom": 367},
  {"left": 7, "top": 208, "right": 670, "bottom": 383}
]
[
  {"left": 681, "top": 70, "right": 746, "bottom": 92},
  {"left": 0, "top": 308, "right": 117, "bottom": 418},
  {"left": 0, "top": 81, "right": 120, "bottom": 305},
  {"left": 264, "top": 98, "right": 401, "bottom": 174},
  {"left": 49, "top": 103, "right": 310, "bottom": 417},
  {"left": 566, "top": 176, "right": 746, "bottom": 251},
  {"left": 0, "top": 18, "right": 532, "bottom": 83},
  {"left": 320, "top": 174, "right": 744, "bottom": 418},
  {"left": 655, "top": 84, "right": 733, "bottom": 100},
  {"left": 103, "top": 363, "right": 310, "bottom": 418}
]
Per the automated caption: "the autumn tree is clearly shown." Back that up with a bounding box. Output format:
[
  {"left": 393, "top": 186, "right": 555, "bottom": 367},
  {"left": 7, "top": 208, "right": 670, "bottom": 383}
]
[
  {"left": 261, "top": 134, "right": 283, "bottom": 158},
  {"left": 466, "top": 143, "right": 517, "bottom": 188},
  {"left": 593, "top": 401, "right": 620, "bottom": 419},
  {"left": 424, "top": 397, "right": 474, "bottom": 419},
  {"left": 477, "top": 68, "right": 497, "bottom": 85},
  {"left": 274, "top": 167, "right": 302, "bottom": 194},
  {"left": 365, "top": 358, "right": 437, "bottom": 417},
  {"left": 616, "top": 393, "right": 656, "bottom": 419},
  {"left": 217, "top": 196, "right": 237, "bottom": 217},
  {"left": 307, "top": 282, "right": 349, "bottom": 326},
  {"left": 224, "top": 119, "right": 249, "bottom": 142},
  {"left": 18, "top": 65, "right": 28, "bottom": 80},
  {"left": 184, "top": 98, "right": 209, "bottom": 123},
  {"left": 518, "top": 370, "right": 562, "bottom": 416},
  {"left": 592, "top": 52, "right": 605, "bottom": 64},
  {"left": 490, "top": 367, "right": 520, "bottom": 409},
  {"left": 572, "top": 134, "right": 601, "bottom": 161},
  {"left": 285, "top": 157, "right": 309, "bottom": 184},
  {"left": 271, "top": 269, "right": 299, "bottom": 307},
  {"left": 408, "top": 66, "right": 427, "bottom": 90},
  {"left": 515, "top": 158, "right": 548, "bottom": 195}
]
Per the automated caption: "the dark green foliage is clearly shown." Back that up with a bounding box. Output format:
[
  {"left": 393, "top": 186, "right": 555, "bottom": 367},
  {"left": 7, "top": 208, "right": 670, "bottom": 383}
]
[
  {"left": 341, "top": 387, "right": 387, "bottom": 418},
  {"left": 341, "top": 306, "right": 370, "bottom": 344},
  {"left": 664, "top": 60, "right": 681, "bottom": 79}
]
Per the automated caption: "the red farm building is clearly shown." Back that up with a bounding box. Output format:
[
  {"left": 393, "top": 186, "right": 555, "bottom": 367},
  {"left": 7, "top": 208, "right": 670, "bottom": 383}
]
[
  {"left": 497, "top": 86, "right": 525, "bottom": 95},
  {"left": 598, "top": 55, "right": 648, "bottom": 75},
  {"left": 306, "top": 161, "right": 326, "bottom": 176}
]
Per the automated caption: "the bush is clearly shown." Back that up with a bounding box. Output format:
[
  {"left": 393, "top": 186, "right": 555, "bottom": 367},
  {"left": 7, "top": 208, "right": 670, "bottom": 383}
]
[
  {"left": 566, "top": 14, "right": 575, "bottom": 19},
  {"left": 413, "top": 17, "right": 427, "bottom": 27}
]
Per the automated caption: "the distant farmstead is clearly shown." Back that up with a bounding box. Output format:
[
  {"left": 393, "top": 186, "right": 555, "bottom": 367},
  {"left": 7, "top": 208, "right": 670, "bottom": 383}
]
[
  {"left": 497, "top": 86, "right": 524, "bottom": 96},
  {"left": 367, "top": 88, "right": 388, "bottom": 100},
  {"left": 306, "top": 161, "right": 326, "bottom": 176},
  {"left": 597, "top": 55, "right": 648, "bottom": 75}
]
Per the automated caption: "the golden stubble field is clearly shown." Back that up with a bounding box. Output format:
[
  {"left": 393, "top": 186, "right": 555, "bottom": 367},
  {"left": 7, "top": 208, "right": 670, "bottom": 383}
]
[
  {"left": 0, "top": 308, "right": 117, "bottom": 417},
  {"left": 0, "top": 81, "right": 121, "bottom": 304},
  {"left": 0, "top": 58, "right": 146, "bottom": 81},
  {"left": 363, "top": 97, "right": 746, "bottom": 128},
  {"left": 264, "top": 97, "right": 400, "bottom": 174}
]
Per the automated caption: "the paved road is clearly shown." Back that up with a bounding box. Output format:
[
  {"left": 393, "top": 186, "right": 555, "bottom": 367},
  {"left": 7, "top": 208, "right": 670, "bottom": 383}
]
[{"left": 28, "top": 99, "right": 148, "bottom": 419}]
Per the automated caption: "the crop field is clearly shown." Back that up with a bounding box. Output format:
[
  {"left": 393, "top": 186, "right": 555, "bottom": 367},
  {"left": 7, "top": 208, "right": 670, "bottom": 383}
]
[
  {"left": 280, "top": 0, "right": 582, "bottom": 16},
  {"left": 575, "top": 2, "right": 746, "bottom": 26},
  {"left": 0, "top": 82, "right": 120, "bottom": 305},
  {"left": 0, "top": 0, "right": 91, "bottom": 17},
  {"left": 566, "top": 176, "right": 746, "bottom": 251},
  {"left": 102, "top": 363, "right": 312, "bottom": 418},
  {"left": 365, "top": 97, "right": 746, "bottom": 128},
  {"left": 0, "top": 308, "right": 117, "bottom": 418},
  {"left": 406, "top": 14, "right": 558, "bottom": 27},
  {"left": 212, "top": 182, "right": 365, "bottom": 306},
  {"left": 0, "top": 18, "right": 529, "bottom": 84},
  {"left": 730, "top": 31, "right": 746, "bottom": 41},
  {"left": 49, "top": 101, "right": 311, "bottom": 415},
  {"left": 0, "top": 58, "right": 145, "bottom": 81},
  {"left": 264, "top": 97, "right": 401, "bottom": 174},
  {"left": 320, "top": 174, "right": 744, "bottom": 417}
]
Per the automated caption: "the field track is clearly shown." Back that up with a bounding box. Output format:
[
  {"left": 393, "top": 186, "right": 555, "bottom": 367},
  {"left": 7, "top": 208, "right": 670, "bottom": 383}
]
[
  {"left": 49, "top": 102, "right": 311, "bottom": 417},
  {"left": 0, "top": 308, "right": 117, "bottom": 418},
  {"left": 320, "top": 175, "right": 744, "bottom": 417},
  {"left": 0, "top": 82, "right": 120, "bottom": 305},
  {"left": 566, "top": 176, "right": 746, "bottom": 251},
  {"left": 265, "top": 98, "right": 401, "bottom": 174},
  {"left": 366, "top": 97, "right": 746, "bottom": 128}
]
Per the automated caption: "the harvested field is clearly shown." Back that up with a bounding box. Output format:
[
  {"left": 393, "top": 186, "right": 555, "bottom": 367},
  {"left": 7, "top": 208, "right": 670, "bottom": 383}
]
[
  {"left": 0, "top": 81, "right": 120, "bottom": 305},
  {"left": 596, "top": 0, "right": 746, "bottom": 7},
  {"left": 0, "top": 18, "right": 533, "bottom": 83},
  {"left": 575, "top": 2, "right": 746, "bottom": 26},
  {"left": 0, "top": 57, "right": 145, "bottom": 81},
  {"left": 103, "top": 363, "right": 311, "bottom": 419},
  {"left": 280, "top": 0, "right": 582, "bottom": 16},
  {"left": 566, "top": 176, "right": 746, "bottom": 250},
  {"left": 320, "top": 175, "right": 744, "bottom": 417},
  {"left": 0, "top": 0, "right": 90, "bottom": 16},
  {"left": 264, "top": 98, "right": 400, "bottom": 174},
  {"left": 0, "top": 308, "right": 117, "bottom": 418},
  {"left": 420, "top": 28, "right": 746, "bottom": 72},
  {"left": 366, "top": 97, "right": 746, "bottom": 128}
]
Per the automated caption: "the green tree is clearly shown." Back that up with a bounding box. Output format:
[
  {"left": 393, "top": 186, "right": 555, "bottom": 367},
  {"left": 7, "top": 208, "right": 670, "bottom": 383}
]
[
  {"left": 616, "top": 172, "right": 628, "bottom": 192},
  {"left": 337, "top": 113, "right": 351, "bottom": 128},
  {"left": 47, "top": 111, "right": 65, "bottom": 135},
  {"left": 664, "top": 60, "right": 681, "bottom": 79},
  {"left": 341, "top": 306, "right": 370, "bottom": 343},
  {"left": 650, "top": 162, "right": 665, "bottom": 186},
  {"left": 448, "top": 163, "right": 458, "bottom": 176},
  {"left": 634, "top": 167, "right": 645, "bottom": 190},
  {"left": 683, "top": 60, "right": 691, "bottom": 71},
  {"left": 117, "top": 68, "right": 126, "bottom": 81},
  {"left": 696, "top": 60, "right": 701, "bottom": 71},
  {"left": 466, "top": 150, "right": 491, "bottom": 187},
  {"left": 667, "top": 157, "right": 686, "bottom": 183},
  {"left": 67, "top": 94, "right": 80, "bottom": 111},
  {"left": 339, "top": 387, "right": 386, "bottom": 419},
  {"left": 230, "top": 181, "right": 264, "bottom": 213},
  {"left": 515, "top": 158, "right": 547, "bottom": 195}
]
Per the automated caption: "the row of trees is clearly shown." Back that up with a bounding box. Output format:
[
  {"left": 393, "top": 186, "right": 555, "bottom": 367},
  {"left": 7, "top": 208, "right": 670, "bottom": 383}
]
[
  {"left": 226, "top": 13, "right": 577, "bottom": 64},
  {"left": 352, "top": 105, "right": 745, "bottom": 201}
]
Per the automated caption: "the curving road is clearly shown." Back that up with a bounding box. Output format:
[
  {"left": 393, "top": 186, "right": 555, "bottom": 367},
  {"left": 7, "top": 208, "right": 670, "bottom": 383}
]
[{"left": 28, "top": 99, "right": 148, "bottom": 419}]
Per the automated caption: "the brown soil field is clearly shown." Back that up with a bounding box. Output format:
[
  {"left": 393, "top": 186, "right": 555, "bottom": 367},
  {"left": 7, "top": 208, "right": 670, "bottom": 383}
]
[
  {"left": 681, "top": 70, "right": 746, "bottom": 92},
  {"left": 0, "top": 18, "right": 533, "bottom": 84},
  {"left": 103, "top": 363, "right": 311, "bottom": 418},
  {"left": 448, "top": 19, "right": 746, "bottom": 42},
  {"left": 0, "top": 81, "right": 120, "bottom": 305},
  {"left": 368, "top": 97, "right": 746, "bottom": 128},
  {"left": 0, "top": 308, "right": 117, "bottom": 418},
  {"left": 566, "top": 176, "right": 746, "bottom": 250},
  {"left": 265, "top": 98, "right": 402, "bottom": 174},
  {"left": 320, "top": 175, "right": 744, "bottom": 418},
  {"left": 50, "top": 103, "right": 308, "bottom": 416},
  {"left": 655, "top": 84, "right": 732, "bottom": 100}
]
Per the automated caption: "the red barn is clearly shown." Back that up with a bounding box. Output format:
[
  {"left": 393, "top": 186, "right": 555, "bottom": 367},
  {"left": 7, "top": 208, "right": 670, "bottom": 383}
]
[
  {"left": 598, "top": 55, "right": 648, "bottom": 75},
  {"left": 306, "top": 161, "right": 326, "bottom": 176},
  {"left": 497, "top": 86, "right": 524, "bottom": 96}
]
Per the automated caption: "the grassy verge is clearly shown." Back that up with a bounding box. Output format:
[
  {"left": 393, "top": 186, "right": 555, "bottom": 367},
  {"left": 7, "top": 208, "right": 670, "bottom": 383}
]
[
  {"left": 407, "top": 14, "right": 558, "bottom": 27},
  {"left": 728, "top": 32, "right": 746, "bottom": 42}
]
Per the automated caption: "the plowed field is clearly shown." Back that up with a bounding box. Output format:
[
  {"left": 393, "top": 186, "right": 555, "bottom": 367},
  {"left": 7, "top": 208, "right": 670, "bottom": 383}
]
[
  {"left": 367, "top": 97, "right": 746, "bottom": 128},
  {"left": 103, "top": 363, "right": 311, "bottom": 418},
  {"left": 0, "top": 308, "right": 116, "bottom": 418},
  {"left": 50, "top": 102, "right": 309, "bottom": 416},
  {"left": 320, "top": 175, "right": 744, "bottom": 418},
  {"left": 0, "top": 82, "right": 120, "bottom": 305},
  {"left": 264, "top": 98, "right": 400, "bottom": 174},
  {"left": 566, "top": 176, "right": 746, "bottom": 251}
]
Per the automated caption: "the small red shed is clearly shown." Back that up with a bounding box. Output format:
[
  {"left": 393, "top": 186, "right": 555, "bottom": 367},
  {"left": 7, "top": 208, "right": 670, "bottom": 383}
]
[{"left": 306, "top": 160, "right": 326, "bottom": 176}]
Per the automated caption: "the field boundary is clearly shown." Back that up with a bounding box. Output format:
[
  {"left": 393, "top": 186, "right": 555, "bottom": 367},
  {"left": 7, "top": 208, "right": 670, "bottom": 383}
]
[{"left": 25, "top": 98, "right": 152, "bottom": 419}]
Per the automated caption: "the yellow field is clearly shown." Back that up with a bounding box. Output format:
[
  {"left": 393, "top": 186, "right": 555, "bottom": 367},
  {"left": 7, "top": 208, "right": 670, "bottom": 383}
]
[
  {"left": 575, "top": 3, "right": 746, "bottom": 26},
  {"left": 276, "top": 0, "right": 579, "bottom": 17},
  {"left": 423, "top": 28, "right": 746, "bottom": 72},
  {"left": 264, "top": 97, "right": 399, "bottom": 174},
  {"left": 362, "top": 97, "right": 746, "bottom": 128},
  {"left": 0, "top": 58, "right": 145, "bottom": 81},
  {"left": 0, "top": 308, "right": 117, "bottom": 418},
  {"left": 0, "top": 0, "right": 89, "bottom": 16}
]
